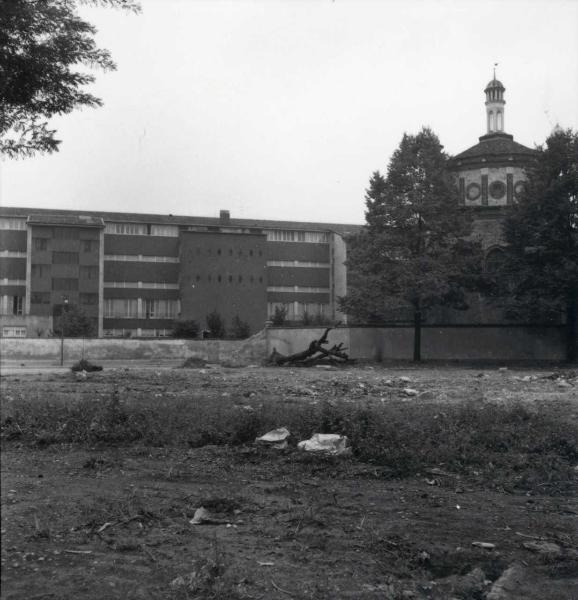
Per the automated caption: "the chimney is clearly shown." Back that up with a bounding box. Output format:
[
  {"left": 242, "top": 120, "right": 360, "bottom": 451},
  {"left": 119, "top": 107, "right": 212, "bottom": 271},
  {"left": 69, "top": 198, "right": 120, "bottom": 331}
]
[{"left": 219, "top": 210, "right": 230, "bottom": 225}]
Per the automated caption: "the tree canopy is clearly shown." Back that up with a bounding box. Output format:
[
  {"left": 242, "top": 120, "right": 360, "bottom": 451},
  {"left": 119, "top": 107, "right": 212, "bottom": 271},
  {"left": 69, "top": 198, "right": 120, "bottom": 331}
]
[
  {"left": 0, "top": 0, "right": 139, "bottom": 158},
  {"left": 340, "top": 127, "right": 484, "bottom": 359},
  {"left": 501, "top": 128, "right": 578, "bottom": 360}
]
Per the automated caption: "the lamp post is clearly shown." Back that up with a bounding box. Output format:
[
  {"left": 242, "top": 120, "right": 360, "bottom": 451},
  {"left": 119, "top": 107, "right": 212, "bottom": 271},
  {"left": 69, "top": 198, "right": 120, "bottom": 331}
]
[{"left": 60, "top": 296, "right": 69, "bottom": 366}]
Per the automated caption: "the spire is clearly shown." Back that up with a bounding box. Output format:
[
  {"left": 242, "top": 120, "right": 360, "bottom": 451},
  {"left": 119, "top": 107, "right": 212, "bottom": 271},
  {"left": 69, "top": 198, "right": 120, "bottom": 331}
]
[{"left": 484, "top": 68, "right": 505, "bottom": 134}]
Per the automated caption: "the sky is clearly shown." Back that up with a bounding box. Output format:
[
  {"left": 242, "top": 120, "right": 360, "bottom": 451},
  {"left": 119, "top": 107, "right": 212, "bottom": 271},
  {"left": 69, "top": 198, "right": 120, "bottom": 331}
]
[{"left": 1, "top": 0, "right": 577, "bottom": 225}]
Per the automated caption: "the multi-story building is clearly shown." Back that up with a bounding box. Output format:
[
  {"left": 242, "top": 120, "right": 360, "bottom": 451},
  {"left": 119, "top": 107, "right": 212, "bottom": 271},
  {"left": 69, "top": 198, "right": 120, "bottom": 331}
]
[{"left": 0, "top": 207, "right": 360, "bottom": 337}]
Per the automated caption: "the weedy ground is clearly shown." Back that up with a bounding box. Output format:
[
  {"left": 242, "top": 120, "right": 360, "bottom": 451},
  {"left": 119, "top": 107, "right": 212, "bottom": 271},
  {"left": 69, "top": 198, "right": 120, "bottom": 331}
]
[{"left": 1, "top": 364, "right": 577, "bottom": 599}]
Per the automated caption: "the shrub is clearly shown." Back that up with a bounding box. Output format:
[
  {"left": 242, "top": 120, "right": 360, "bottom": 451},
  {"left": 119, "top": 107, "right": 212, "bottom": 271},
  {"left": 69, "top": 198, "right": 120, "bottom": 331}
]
[
  {"left": 271, "top": 305, "right": 287, "bottom": 326},
  {"left": 172, "top": 319, "right": 200, "bottom": 339},
  {"left": 231, "top": 315, "right": 251, "bottom": 339},
  {"left": 206, "top": 310, "right": 225, "bottom": 338}
]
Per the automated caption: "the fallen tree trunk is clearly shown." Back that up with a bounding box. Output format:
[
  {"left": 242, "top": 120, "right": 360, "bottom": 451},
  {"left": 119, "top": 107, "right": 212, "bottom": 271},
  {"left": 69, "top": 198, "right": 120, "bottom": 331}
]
[{"left": 267, "top": 325, "right": 354, "bottom": 367}]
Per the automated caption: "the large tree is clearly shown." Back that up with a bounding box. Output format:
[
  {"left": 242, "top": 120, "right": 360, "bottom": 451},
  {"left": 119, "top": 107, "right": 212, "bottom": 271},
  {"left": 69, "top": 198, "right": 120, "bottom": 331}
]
[
  {"left": 340, "top": 127, "right": 484, "bottom": 360},
  {"left": 0, "top": 0, "right": 139, "bottom": 158},
  {"left": 501, "top": 128, "right": 578, "bottom": 362}
]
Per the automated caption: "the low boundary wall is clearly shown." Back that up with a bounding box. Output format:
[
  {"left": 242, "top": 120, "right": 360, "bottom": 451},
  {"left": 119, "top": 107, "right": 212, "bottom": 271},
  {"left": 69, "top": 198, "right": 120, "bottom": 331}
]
[
  {"left": 0, "top": 330, "right": 267, "bottom": 366},
  {"left": 266, "top": 325, "right": 567, "bottom": 361},
  {"left": 1, "top": 326, "right": 567, "bottom": 364}
]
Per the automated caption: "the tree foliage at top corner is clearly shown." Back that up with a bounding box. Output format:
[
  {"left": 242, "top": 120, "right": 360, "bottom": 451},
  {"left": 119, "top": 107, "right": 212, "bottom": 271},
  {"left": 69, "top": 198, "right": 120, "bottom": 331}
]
[
  {"left": 501, "top": 128, "right": 578, "bottom": 327},
  {"left": 0, "top": 0, "right": 140, "bottom": 159},
  {"left": 340, "top": 127, "right": 484, "bottom": 324}
]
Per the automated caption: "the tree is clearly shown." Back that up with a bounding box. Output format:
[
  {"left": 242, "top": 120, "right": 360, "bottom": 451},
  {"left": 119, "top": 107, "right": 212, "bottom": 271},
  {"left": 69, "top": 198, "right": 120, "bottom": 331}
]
[
  {"left": 501, "top": 128, "right": 578, "bottom": 362},
  {"left": 53, "top": 303, "right": 96, "bottom": 337},
  {"left": 0, "top": 0, "right": 139, "bottom": 158},
  {"left": 340, "top": 128, "right": 484, "bottom": 360}
]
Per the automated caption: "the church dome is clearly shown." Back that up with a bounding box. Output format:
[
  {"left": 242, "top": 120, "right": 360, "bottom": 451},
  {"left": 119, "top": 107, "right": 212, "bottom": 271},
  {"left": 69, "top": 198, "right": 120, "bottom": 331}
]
[{"left": 485, "top": 78, "right": 505, "bottom": 92}]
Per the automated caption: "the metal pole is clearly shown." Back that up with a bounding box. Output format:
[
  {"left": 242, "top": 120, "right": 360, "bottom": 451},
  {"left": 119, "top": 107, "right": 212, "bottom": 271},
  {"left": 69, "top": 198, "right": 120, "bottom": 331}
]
[{"left": 60, "top": 296, "right": 68, "bottom": 366}]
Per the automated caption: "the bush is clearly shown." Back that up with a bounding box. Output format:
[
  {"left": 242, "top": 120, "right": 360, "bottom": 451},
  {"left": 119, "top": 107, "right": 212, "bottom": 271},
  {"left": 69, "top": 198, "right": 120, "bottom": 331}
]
[
  {"left": 206, "top": 310, "right": 225, "bottom": 338},
  {"left": 172, "top": 319, "right": 200, "bottom": 339},
  {"left": 231, "top": 315, "right": 251, "bottom": 339},
  {"left": 271, "top": 305, "right": 287, "bottom": 326}
]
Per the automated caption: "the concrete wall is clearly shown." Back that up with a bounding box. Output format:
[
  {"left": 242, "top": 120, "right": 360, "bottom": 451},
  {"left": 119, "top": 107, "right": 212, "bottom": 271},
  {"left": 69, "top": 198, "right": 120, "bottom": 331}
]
[
  {"left": 0, "top": 329, "right": 267, "bottom": 365},
  {"left": 266, "top": 325, "right": 566, "bottom": 361}
]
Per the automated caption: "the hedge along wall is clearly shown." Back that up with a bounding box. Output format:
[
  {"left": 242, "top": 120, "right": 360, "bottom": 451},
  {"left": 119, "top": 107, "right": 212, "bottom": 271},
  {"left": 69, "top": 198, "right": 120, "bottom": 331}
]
[
  {"left": 0, "top": 330, "right": 267, "bottom": 365},
  {"left": 266, "top": 325, "right": 567, "bottom": 361}
]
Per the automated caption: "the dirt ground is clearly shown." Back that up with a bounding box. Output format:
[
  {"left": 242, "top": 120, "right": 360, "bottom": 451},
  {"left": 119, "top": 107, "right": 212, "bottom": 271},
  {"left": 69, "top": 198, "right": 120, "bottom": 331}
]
[{"left": 1, "top": 365, "right": 577, "bottom": 599}]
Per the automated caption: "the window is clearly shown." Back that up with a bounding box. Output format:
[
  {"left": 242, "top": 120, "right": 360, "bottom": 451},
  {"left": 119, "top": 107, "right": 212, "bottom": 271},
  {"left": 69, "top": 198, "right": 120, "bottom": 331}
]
[
  {"left": 144, "top": 298, "right": 178, "bottom": 319},
  {"left": 82, "top": 240, "right": 98, "bottom": 252},
  {"left": 0, "top": 218, "right": 26, "bottom": 230},
  {"left": 150, "top": 225, "right": 179, "bottom": 237},
  {"left": 31, "top": 292, "right": 50, "bottom": 304},
  {"left": 229, "top": 249, "right": 233, "bottom": 256},
  {"left": 52, "top": 278, "right": 78, "bottom": 291},
  {"left": 104, "top": 298, "right": 138, "bottom": 318},
  {"left": 31, "top": 264, "right": 50, "bottom": 278},
  {"left": 249, "top": 249, "right": 253, "bottom": 256},
  {"left": 33, "top": 238, "right": 48, "bottom": 251},
  {"left": 2, "top": 327, "right": 27, "bottom": 338},
  {"left": 0, "top": 295, "right": 24, "bottom": 315},
  {"left": 80, "top": 293, "right": 98, "bottom": 305},
  {"left": 217, "top": 249, "right": 221, "bottom": 255},
  {"left": 196, "top": 275, "right": 201, "bottom": 282},
  {"left": 266, "top": 230, "right": 329, "bottom": 243},
  {"left": 53, "top": 251, "right": 79, "bottom": 264},
  {"left": 105, "top": 222, "right": 147, "bottom": 235},
  {"left": 228, "top": 275, "right": 233, "bottom": 283},
  {"left": 54, "top": 227, "right": 79, "bottom": 240},
  {"left": 238, "top": 275, "right": 242, "bottom": 283},
  {"left": 80, "top": 266, "right": 99, "bottom": 279},
  {"left": 217, "top": 275, "right": 222, "bottom": 283}
]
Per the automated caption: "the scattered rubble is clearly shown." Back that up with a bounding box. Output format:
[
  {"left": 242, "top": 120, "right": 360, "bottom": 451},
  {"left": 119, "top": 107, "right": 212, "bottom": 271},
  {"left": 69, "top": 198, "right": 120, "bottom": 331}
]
[
  {"left": 70, "top": 359, "right": 102, "bottom": 373},
  {"left": 255, "top": 427, "right": 291, "bottom": 450},
  {"left": 297, "top": 433, "right": 351, "bottom": 455}
]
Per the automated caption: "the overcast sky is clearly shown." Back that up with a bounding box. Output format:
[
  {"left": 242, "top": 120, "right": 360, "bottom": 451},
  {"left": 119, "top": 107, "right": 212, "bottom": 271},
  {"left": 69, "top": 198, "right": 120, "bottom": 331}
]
[{"left": 1, "top": 0, "right": 577, "bottom": 225}]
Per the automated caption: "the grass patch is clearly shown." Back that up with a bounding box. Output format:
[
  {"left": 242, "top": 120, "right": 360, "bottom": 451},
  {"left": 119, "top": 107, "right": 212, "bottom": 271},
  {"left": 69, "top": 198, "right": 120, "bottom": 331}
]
[{"left": 2, "top": 387, "right": 577, "bottom": 492}]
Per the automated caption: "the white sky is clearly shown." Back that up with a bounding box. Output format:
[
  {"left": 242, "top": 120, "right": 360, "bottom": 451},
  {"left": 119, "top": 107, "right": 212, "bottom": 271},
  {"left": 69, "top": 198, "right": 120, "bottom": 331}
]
[{"left": 1, "top": 0, "right": 577, "bottom": 225}]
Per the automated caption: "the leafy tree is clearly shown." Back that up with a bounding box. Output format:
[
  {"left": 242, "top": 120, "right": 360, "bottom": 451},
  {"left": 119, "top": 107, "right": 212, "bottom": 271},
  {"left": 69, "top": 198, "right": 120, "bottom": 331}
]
[
  {"left": 501, "top": 128, "right": 578, "bottom": 361},
  {"left": 171, "top": 319, "right": 200, "bottom": 339},
  {"left": 206, "top": 310, "right": 225, "bottom": 339},
  {"left": 0, "top": 0, "right": 139, "bottom": 158},
  {"left": 231, "top": 315, "right": 251, "bottom": 339},
  {"left": 53, "top": 303, "right": 96, "bottom": 337},
  {"left": 340, "top": 127, "right": 484, "bottom": 360}
]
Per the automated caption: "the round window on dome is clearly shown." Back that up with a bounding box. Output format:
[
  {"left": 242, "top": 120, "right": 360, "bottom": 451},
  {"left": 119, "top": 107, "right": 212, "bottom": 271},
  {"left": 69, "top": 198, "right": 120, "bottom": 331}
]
[
  {"left": 489, "top": 180, "right": 506, "bottom": 200},
  {"left": 466, "top": 182, "right": 481, "bottom": 201}
]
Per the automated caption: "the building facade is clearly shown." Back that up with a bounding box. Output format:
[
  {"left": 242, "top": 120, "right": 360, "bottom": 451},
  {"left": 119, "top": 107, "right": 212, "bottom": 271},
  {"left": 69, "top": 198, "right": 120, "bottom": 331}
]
[{"left": 0, "top": 208, "right": 359, "bottom": 337}]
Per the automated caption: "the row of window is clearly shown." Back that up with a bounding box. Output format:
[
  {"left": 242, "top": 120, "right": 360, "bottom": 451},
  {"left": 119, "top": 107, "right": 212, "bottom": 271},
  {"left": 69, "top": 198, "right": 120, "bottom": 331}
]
[
  {"left": 31, "top": 266, "right": 99, "bottom": 280},
  {"left": 103, "top": 298, "right": 179, "bottom": 319},
  {"left": 2, "top": 326, "right": 27, "bottom": 337},
  {"left": 104, "top": 223, "right": 179, "bottom": 237},
  {"left": 32, "top": 238, "right": 99, "bottom": 252},
  {"left": 267, "top": 302, "right": 330, "bottom": 320},
  {"left": 193, "top": 274, "right": 264, "bottom": 284},
  {"left": 0, "top": 295, "right": 23, "bottom": 315},
  {"left": 103, "top": 328, "right": 172, "bottom": 337},
  {"left": 193, "top": 247, "right": 263, "bottom": 258},
  {"left": 104, "top": 281, "right": 179, "bottom": 289},
  {"left": 0, "top": 218, "right": 27, "bottom": 230},
  {"left": 266, "top": 261, "right": 330, "bottom": 269},
  {"left": 0, "top": 279, "right": 25, "bottom": 286},
  {"left": 266, "top": 230, "right": 330, "bottom": 243},
  {"left": 0, "top": 251, "right": 26, "bottom": 258},
  {"left": 266, "top": 286, "right": 330, "bottom": 294},
  {"left": 104, "top": 254, "right": 179, "bottom": 263},
  {"left": 29, "top": 293, "right": 98, "bottom": 305}
]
